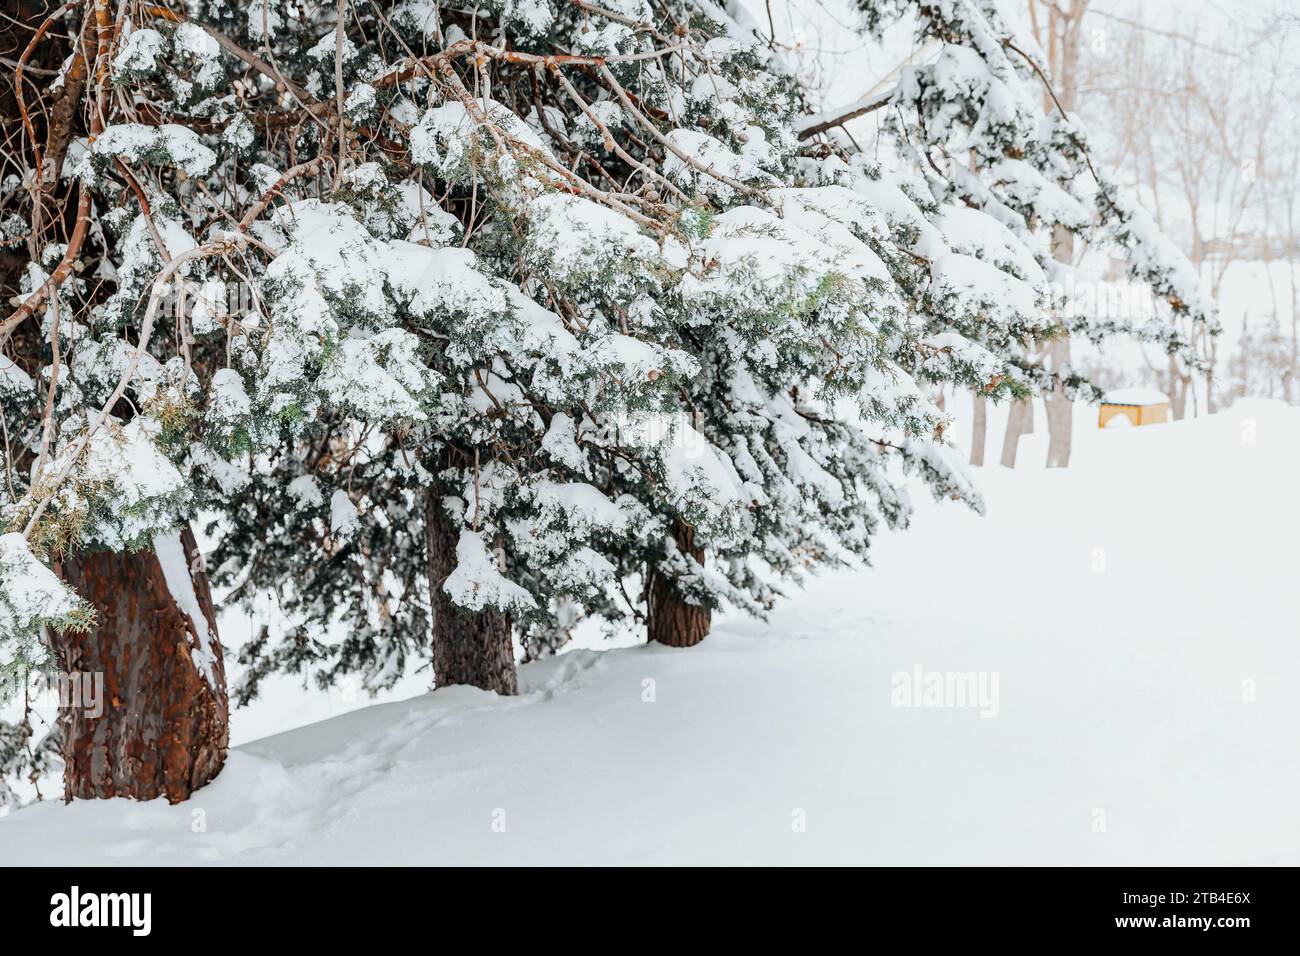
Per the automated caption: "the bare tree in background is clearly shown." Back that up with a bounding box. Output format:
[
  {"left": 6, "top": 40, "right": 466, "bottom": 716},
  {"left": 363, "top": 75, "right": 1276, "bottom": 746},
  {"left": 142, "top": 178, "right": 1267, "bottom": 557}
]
[
  {"left": 1000, "top": 400, "right": 1030, "bottom": 468},
  {"left": 1254, "top": 100, "right": 1300, "bottom": 404},
  {"left": 1031, "top": 0, "right": 1089, "bottom": 466},
  {"left": 970, "top": 394, "right": 987, "bottom": 466},
  {"left": 997, "top": 0, "right": 1087, "bottom": 469},
  {"left": 1079, "top": 3, "right": 1295, "bottom": 416}
]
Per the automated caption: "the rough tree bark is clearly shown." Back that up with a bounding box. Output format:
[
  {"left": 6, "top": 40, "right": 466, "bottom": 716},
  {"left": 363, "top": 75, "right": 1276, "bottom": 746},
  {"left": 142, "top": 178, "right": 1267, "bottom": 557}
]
[
  {"left": 970, "top": 392, "right": 987, "bottom": 466},
  {"left": 425, "top": 488, "right": 518, "bottom": 695},
  {"left": 647, "top": 520, "right": 711, "bottom": 647},
  {"left": 54, "top": 526, "right": 228, "bottom": 803}
]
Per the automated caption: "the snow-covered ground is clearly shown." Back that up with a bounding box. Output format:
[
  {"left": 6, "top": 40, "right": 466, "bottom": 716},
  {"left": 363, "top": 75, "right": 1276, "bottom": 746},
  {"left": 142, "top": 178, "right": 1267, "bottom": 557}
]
[{"left": 2, "top": 398, "right": 1297, "bottom": 864}]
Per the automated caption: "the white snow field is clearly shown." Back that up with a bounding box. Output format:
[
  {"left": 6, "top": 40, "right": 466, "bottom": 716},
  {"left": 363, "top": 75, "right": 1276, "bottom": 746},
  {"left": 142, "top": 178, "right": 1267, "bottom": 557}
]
[{"left": 2, "top": 398, "right": 1297, "bottom": 865}]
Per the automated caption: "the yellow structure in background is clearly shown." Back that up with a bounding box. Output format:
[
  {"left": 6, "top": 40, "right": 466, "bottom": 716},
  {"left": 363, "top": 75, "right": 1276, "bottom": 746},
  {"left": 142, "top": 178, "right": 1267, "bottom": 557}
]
[{"left": 1098, "top": 388, "right": 1171, "bottom": 428}]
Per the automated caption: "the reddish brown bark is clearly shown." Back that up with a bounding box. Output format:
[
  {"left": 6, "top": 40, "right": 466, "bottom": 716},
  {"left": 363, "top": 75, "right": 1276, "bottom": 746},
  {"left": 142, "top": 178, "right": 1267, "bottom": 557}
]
[
  {"left": 647, "top": 521, "right": 711, "bottom": 647},
  {"left": 54, "top": 525, "right": 228, "bottom": 803},
  {"left": 425, "top": 489, "right": 518, "bottom": 695}
]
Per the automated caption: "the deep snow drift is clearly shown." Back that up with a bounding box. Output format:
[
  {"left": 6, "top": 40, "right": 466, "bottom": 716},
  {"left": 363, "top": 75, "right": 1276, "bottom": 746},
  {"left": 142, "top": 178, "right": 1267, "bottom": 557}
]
[{"left": 2, "top": 399, "right": 1297, "bottom": 865}]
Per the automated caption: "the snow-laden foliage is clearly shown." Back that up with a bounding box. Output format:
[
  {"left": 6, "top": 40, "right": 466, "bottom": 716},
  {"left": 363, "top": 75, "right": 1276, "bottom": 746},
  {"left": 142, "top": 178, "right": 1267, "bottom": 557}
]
[
  {"left": 859, "top": 0, "right": 1219, "bottom": 388},
  {"left": 0, "top": 0, "right": 1211, "bottom": 702}
]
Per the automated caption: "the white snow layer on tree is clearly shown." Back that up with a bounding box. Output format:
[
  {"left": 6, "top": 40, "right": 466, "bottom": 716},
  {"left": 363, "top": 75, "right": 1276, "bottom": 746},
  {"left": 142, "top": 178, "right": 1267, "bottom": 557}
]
[
  {"left": 112, "top": 27, "right": 165, "bottom": 75},
  {"left": 76, "top": 123, "right": 216, "bottom": 181},
  {"left": 663, "top": 129, "right": 766, "bottom": 200},
  {"left": 411, "top": 98, "right": 555, "bottom": 188},
  {"left": 0, "top": 355, "right": 32, "bottom": 395},
  {"left": 933, "top": 204, "right": 1045, "bottom": 285},
  {"left": 540, "top": 413, "right": 589, "bottom": 475},
  {"left": 930, "top": 253, "right": 1039, "bottom": 327},
  {"left": 329, "top": 490, "right": 359, "bottom": 537},
  {"left": 287, "top": 474, "right": 325, "bottom": 509},
  {"left": 247, "top": 1, "right": 282, "bottom": 41},
  {"left": 316, "top": 330, "right": 432, "bottom": 422},
  {"left": 525, "top": 194, "right": 659, "bottom": 282},
  {"left": 660, "top": 420, "right": 746, "bottom": 529},
  {"left": 443, "top": 529, "right": 538, "bottom": 613},
  {"left": 152, "top": 531, "right": 220, "bottom": 687},
  {"left": 0, "top": 534, "right": 82, "bottom": 649},
  {"left": 58, "top": 417, "right": 188, "bottom": 551}
]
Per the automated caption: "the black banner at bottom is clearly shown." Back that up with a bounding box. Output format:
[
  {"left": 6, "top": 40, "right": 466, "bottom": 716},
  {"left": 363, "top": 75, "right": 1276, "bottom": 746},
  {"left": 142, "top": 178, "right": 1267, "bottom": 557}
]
[{"left": 0, "top": 866, "right": 1291, "bottom": 942}]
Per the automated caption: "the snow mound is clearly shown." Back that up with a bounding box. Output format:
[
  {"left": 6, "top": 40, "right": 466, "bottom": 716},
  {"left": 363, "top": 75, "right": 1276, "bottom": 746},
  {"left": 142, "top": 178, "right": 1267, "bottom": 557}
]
[{"left": 1, "top": 401, "right": 1297, "bottom": 865}]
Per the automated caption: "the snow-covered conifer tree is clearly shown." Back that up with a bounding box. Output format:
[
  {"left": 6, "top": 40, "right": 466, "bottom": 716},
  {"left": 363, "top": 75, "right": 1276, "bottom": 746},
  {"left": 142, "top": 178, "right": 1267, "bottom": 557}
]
[{"left": 0, "top": 0, "right": 1212, "bottom": 800}]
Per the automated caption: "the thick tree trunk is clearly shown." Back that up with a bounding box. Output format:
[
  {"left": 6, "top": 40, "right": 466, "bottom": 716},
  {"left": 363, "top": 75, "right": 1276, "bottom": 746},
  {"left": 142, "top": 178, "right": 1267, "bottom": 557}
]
[
  {"left": 647, "top": 521, "right": 711, "bottom": 647},
  {"left": 1045, "top": 337, "right": 1073, "bottom": 468},
  {"left": 1000, "top": 399, "right": 1029, "bottom": 468},
  {"left": 425, "top": 489, "right": 518, "bottom": 695},
  {"left": 54, "top": 526, "right": 227, "bottom": 803},
  {"left": 970, "top": 393, "right": 987, "bottom": 466}
]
